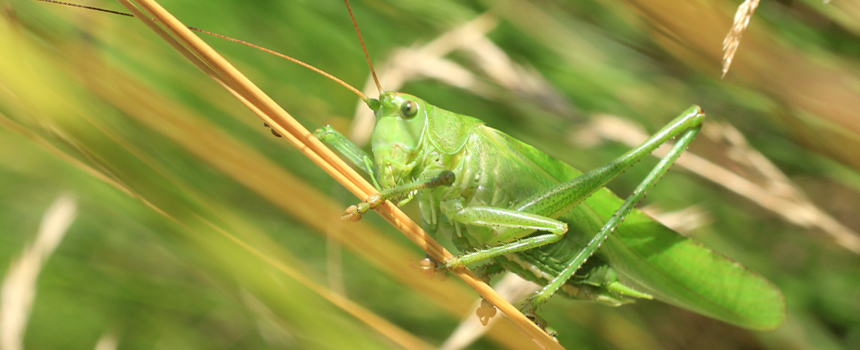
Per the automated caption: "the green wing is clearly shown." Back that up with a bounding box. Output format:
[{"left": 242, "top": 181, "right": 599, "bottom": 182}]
[
  {"left": 586, "top": 189, "right": 785, "bottom": 330},
  {"left": 486, "top": 127, "right": 786, "bottom": 330}
]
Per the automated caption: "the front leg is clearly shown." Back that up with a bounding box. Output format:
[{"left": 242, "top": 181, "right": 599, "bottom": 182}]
[
  {"left": 341, "top": 170, "right": 456, "bottom": 222},
  {"left": 315, "top": 125, "right": 381, "bottom": 189}
]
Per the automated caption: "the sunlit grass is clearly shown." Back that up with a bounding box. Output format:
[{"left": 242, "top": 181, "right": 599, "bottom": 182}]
[{"left": 1, "top": 0, "right": 859, "bottom": 349}]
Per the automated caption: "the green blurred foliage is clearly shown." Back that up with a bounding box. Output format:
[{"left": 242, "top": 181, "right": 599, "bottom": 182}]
[{"left": 1, "top": 0, "right": 859, "bottom": 349}]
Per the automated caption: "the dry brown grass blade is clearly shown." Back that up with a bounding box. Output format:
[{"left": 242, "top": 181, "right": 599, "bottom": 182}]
[
  {"left": 440, "top": 273, "right": 541, "bottom": 350},
  {"left": 2, "top": 107, "right": 432, "bottom": 348},
  {"left": 75, "top": 58, "right": 538, "bottom": 349},
  {"left": 722, "top": 0, "right": 759, "bottom": 77},
  {"left": 3, "top": 110, "right": 434, "bottom": 350},
  {"left": 0, "top": 113, "right": 131, "bottom": 196},
  {"left": 116, "top": 0, "right": 563, "bottom": 347},
  {"left": 200, "top": 218, "right": 436, "bottom": 350}
]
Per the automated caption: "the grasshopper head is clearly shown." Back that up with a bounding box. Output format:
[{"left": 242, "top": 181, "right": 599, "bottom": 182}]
[{"left": 369, "top": 92, "right": 428, "bottom": 189}]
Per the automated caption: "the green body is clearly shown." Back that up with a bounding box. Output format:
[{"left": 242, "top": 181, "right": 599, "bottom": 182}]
[{"left": 318, "top": 91, "right": 785, "bottom": 331}]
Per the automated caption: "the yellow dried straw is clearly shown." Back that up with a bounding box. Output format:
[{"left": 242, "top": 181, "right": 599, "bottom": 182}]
[
  {"left": 113, "top": 0, "right": 562, "bottom": 348},
  {"left": 721, "top": 0, "right": 759, "bottom": 77}
]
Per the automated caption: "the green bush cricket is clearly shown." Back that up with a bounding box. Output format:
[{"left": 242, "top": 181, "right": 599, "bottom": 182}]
[
  {"left": 317, "top": 96, "right": 785, "bottom": 332},
  {"left": 36, "top": 0, "right": 786, "bottom": 337},
  {"left": 312, "top": 1, "right": 786, "bottom": 335}
]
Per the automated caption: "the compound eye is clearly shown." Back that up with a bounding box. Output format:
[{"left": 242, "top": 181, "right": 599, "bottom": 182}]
[{"left": 400, "top": 100, "right": 419, "bottom": 119}]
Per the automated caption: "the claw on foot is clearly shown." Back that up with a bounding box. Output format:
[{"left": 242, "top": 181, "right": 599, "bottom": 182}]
[
  {"left": 476, "top": 298, "right": 497, "bottom": 326},
  {"left": 341, "top": 194, "right": 384, "bottom": 222},
  {"left": 522, "top": 300, "right": 550, "bottom": 332},
  {"left": 524, "top": 312, "right": 547, "bottom": 330},
  {"left": 412, "top": 257, "right": 448, "bottom": 281},
  {"left": 341, "top": 205, "right": 362, "bottom": 222},
  {"left": 545, "top": 327, "right": 559, "bottom": 342},
  {"left": 417, "top": 257, "right": 436, "bottom": 278},
  {"left": 523, "top": 307, "right": 558, "bottom": 340}
]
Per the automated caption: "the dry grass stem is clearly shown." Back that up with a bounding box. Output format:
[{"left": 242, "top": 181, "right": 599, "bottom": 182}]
[
  {"left": 722, "top": 0, "right": 760, "bottom": 77},
  {"left": 116, "top": 0, "right": 562, "bottom": 347},
  {"left": 4, "top": 109, "right": 430, "bottom": 348},
  {"left": 441, "top": 273, "right": 541, "bottom": 350},
  {"left": 85, "top": 81, "right": 434, "bottom": 349},
  {"left": 0, "top": 113, "right": 132, "bottom": 196},
  {"left": 1, "top": 194, "right": 77, "bottom": 350},
  {"left": 202, "top": 219, "right": 436, "bottom": 350},
  {"left": 69, "top": 54, "right": 533, "bottom": 348}
]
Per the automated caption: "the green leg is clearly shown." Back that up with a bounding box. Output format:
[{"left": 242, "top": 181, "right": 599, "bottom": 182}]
[
  {"left": 444, "top": 106, "right": 705, "bottom": 267},
  {"left": 314, "top": 125, "right": 380, "bottom": 189},
  {"left": 525, "top": 115, "right": 703, "bottom": 313},
  {"left": 315, "top": 126, "right": 456, "bottom": 221},
  {"left": 510, "top": 106, "right": 706, "bottom": 223},
  {"left": 341, "top": 170, "right": 456, "bottom": 222},
  {"left": 440, "top": 203, "right": 568, "bottom": 268}
]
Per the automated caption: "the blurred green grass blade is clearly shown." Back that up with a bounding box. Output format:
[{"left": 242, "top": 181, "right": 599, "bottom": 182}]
[{"left": 3, "top": 0, "right": 860, "bottom": 349}]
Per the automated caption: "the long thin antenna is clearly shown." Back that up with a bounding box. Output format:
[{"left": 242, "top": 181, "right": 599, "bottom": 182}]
[
  {"left": 343, "top": 0, "right": 383, "bottom": 95},
  {"left": 35, "top": 0, "right": 133, "bottom": 17},
  {"left": 191, "top": 29, "right": 367, "bottom": 100},
  {"left": 34, "top": 0, "right": 368, "bottom": 101}
]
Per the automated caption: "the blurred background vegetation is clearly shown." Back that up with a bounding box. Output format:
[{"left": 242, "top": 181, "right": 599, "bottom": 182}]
[{"left": 1, "top": 0, "right": 859, "bottom": 349}]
